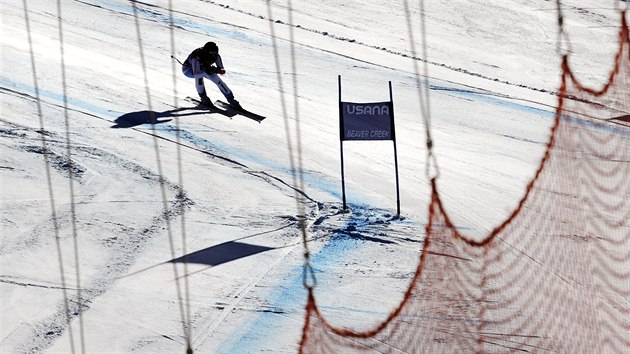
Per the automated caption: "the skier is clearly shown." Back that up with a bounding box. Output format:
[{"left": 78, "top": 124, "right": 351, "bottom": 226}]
[{"left": 182, "top": 41, "right": 241, "bottom": 110}]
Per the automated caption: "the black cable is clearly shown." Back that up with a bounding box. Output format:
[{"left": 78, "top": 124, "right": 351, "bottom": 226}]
[
  {"left": 265, "top": 0, "right": 314, "bottom": 288},
  {"left": 129, "top": 2, "right": 191, "bottom": 351},
  {"left": 403, "top": 0, "right": 438, "bottom": 180},
  {"left": 166, "top": 1, "right": 194, "bottom": 352},
  {"left": 23, "top": 1, "right": 78, "bottom": 353},
  {"left": 555, "top": 0, "right": 573, "bottom": 55},
  {"left": 55, "top": 0, "right": 86, "bottom": 351}
]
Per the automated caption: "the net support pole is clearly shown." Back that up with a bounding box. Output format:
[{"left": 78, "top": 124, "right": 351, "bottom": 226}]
[
  {"left": 389, "top": 81, "right": 401, "bottom": 217},
  {"left": 338, "top": 75, "right": 347, "bottom": 210}
]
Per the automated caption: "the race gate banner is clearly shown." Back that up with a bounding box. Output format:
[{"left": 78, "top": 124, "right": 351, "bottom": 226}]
[{"left": 341, "top": 101, "right": 394, "bottom": 141}]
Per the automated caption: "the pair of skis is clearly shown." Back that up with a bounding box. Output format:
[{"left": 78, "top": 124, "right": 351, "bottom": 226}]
[{"left": 186, "top": 97, "right": 265, "bottom": 123}]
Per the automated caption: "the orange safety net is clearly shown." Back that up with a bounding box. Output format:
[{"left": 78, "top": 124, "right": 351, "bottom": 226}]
[{"left": 299, "top": 12, "right": 629, "bottom": 354}]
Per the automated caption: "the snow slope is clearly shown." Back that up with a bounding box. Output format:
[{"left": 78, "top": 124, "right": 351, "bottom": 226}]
[{"left": 1, "top": 0, "right": 626, "bottom": 353}]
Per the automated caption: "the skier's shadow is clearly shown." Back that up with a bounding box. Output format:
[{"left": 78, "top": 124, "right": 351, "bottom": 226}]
[
  {"left": 112, "top": 106, "right": 210, "bottom": 128},
  {"left": 609, "top": 114, "right": 630, "bottom": 123}
]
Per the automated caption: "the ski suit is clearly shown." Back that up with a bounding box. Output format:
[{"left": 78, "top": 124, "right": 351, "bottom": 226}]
[{"left": 182, "top": 47, "right": 235, "bottom": 103}]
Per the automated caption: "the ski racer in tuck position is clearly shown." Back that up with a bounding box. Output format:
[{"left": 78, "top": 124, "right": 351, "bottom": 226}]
[{"left": 182, "top": 41, "right": 241, "bottom": 110}]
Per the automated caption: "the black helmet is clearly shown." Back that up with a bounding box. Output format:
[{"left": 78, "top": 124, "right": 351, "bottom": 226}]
[{"left": 203, "top": 41, "right": 219, "bottom": 55}]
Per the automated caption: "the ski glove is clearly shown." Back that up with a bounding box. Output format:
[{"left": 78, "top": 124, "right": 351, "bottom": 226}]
[{"left": 205, "top": 66, "right": 226, "bottom": 75}]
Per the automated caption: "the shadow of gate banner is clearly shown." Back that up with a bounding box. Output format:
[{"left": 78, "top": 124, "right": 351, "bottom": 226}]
[{"left": 301, "top": 12, "right": 630, "bottom": 354}]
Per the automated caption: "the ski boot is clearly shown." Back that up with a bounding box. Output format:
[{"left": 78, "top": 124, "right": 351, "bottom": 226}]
[
  {"left": 199, "top": 94, "right": 215, "bottom": 109},
  {"left": 228, "top": 97, "right": 242, "bottom": 111}
]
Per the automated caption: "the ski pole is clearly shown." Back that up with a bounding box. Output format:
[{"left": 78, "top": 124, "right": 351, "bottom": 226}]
[{"left": 170, "top": 55, "right": 184, "bottom": 66}]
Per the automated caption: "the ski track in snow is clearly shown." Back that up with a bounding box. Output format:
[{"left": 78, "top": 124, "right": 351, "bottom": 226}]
[{"left": 0, "top": 109, "right": 195, "bottom": 353}]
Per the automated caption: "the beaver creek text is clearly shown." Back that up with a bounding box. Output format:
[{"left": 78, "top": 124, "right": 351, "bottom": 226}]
[{"left": 346, "top": 130, "right": 390, "bottom": 139}]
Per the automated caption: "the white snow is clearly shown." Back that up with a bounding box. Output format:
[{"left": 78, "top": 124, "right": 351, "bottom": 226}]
[{"left": 1, "top": 0, "right": 627, "bottom": 353}]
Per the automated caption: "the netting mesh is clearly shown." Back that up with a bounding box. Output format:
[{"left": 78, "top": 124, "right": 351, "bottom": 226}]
[{"left": 299, "top": 12, "right": 629, "bottom": 354}]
